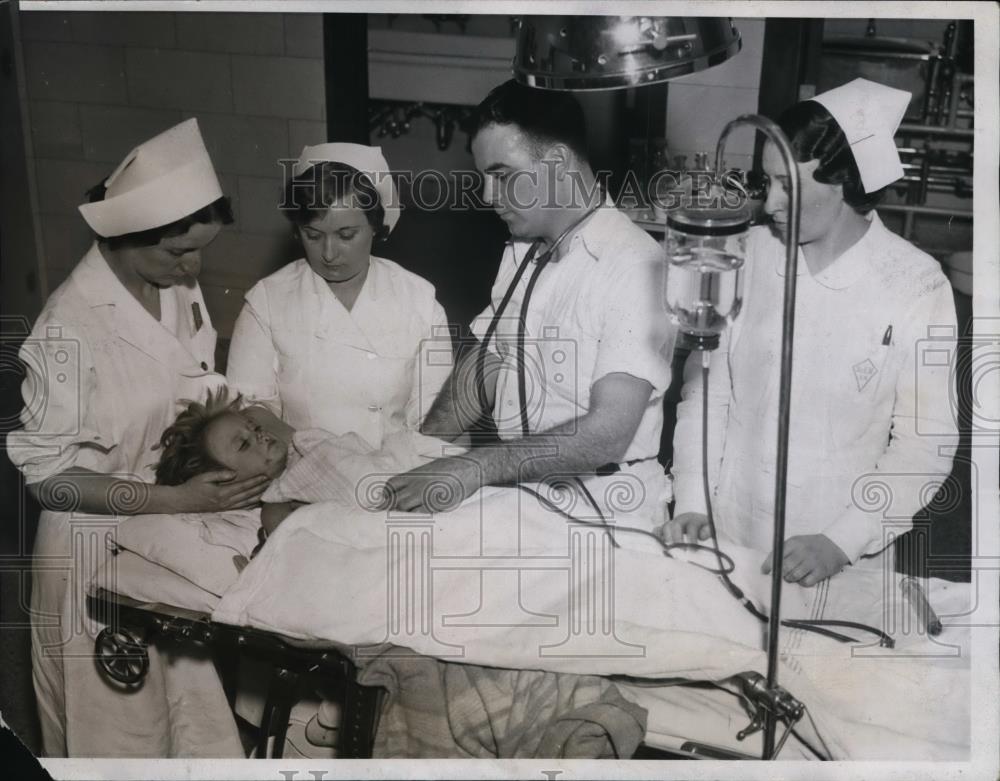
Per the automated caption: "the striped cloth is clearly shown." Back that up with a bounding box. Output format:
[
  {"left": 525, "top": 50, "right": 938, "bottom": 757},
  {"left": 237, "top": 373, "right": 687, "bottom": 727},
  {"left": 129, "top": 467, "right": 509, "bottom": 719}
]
[{"left": 355, "top": 646, "right": 646, "bottom": 758}]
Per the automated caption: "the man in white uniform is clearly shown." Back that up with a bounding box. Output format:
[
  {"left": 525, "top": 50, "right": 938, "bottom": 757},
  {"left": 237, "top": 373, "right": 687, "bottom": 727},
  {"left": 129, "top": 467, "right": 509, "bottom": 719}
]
[
  {"left": 386, "top": 80, "right": 675, "bottom": 523},
  {"left": 662, "top": 79, "right": 959, "bottom": 586}
]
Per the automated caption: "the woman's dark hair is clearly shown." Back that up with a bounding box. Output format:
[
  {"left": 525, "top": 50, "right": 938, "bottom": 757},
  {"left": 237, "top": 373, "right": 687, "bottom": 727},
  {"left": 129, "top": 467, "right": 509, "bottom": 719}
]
[
  {"left": 776, "top": 100, "right": 883, "bottom": 214},
  {"left": 154, "top": 387, "right": 243, "bottom": 486},
  {"left": 281, "top": 161, "right": 388, "bottom": 240},
  {"left": 85, "top": 179, "right": 234, "bottom": 250},
  {"left": 472, "top": 79, "right": 589, "bottom": 164}
]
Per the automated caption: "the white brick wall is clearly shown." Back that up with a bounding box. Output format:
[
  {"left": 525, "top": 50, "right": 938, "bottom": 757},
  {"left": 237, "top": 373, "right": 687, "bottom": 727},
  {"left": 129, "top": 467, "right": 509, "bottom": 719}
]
[
  {"left": 126, "top": 49, "right": 235, "bottom": 112},
  {"left": 188, "top": 113, "right": 291, "bottom": 177},
  {"left": 21, "top": 10, "right": 772, "bottom": 342},
  {"left": 19, "top": 12, "right": 75, "bottom": 42},
  {"left": 20, "top": 10, "right": 328, "bottom": 340},
  {"left": 70, "top": 12, "right": 178, "bottom": 48},
  {"left": 231, "top": 55, "right": 326, "bottom": 119},
  {"left": 237, "top": 176, "right": 292, "bottom": 235},
  {"left": 80, "top": 105, "right": 184, "bottom": 162},
  {"left": 283, "top": 14, "right": 325, "bottom": 59},
  {"left": 29, "top": 101, "right": 83, "bottom": 158},
  {"left": 174, "top": 13, "right": 285, "bottom": 55},
  {"left": 25, "top": 42, "right": 128, "bottom": 104},
  {"left": 288, "top": 118, "right": 328, "bottom": 157},
  {"left": 34, "top": 158, "right": 111, "bottom": 213}
]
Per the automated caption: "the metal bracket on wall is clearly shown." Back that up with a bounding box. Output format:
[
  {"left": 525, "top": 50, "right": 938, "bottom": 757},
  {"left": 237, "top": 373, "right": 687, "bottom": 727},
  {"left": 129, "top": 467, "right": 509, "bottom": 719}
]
[{"left": 368, "top": 99, "right": 476, "bottom": 151}]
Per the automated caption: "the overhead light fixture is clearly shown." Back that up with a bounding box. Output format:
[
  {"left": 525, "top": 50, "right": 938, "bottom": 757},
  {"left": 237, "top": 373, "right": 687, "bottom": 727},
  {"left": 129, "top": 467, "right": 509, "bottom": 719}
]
[{"left": 513, "top": 15, "right": 742, "bottom": 90}]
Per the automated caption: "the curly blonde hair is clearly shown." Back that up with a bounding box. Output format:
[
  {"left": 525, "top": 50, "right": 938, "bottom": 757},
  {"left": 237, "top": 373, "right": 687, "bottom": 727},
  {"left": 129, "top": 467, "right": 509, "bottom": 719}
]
[{"left": 155, "top": 387, "right": 244, "bottom": 486}]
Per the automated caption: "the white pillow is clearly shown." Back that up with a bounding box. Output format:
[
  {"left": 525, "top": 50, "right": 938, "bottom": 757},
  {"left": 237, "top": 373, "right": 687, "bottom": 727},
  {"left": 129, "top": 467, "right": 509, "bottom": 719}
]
[
  {"left": 113, "top": 509, "right": 260, "bottom": 597},
  {"left": 92, "top": 549, "right": 220, "bottom": 615}
]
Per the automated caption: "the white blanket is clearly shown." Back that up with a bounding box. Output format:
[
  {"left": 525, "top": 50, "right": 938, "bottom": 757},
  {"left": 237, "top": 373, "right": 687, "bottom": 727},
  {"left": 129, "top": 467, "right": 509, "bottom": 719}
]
[
  {"left": 212, "top": 489, "right": 971, "bottom": 760},
  {"left": 98, "top": 427, "right": 970, "bottom": 761}
]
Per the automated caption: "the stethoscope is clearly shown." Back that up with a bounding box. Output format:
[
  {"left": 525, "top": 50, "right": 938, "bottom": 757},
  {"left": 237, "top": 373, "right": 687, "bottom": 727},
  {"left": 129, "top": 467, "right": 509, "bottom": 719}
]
[
  {"left": 474, "top": 202, "right": 602, "bottom": 438},
  {"left": 472, "top": 202, "right": 627, "bottom": 548}
]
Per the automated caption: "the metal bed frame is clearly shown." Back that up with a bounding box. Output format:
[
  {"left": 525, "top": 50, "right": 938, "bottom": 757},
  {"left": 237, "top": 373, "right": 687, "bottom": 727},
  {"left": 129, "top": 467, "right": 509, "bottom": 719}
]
[
  {"left": 87, "top": 587, "right": 818, "bottom": 761},
  {"left": 85, "top": 588, "right": 384, "bottom": 759}
]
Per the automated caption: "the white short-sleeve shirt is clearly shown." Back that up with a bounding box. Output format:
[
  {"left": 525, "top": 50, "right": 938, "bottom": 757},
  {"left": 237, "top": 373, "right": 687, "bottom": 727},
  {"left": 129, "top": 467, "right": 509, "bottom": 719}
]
[{"left": 471, "top": 206, "right": 674, "bottom": 462}]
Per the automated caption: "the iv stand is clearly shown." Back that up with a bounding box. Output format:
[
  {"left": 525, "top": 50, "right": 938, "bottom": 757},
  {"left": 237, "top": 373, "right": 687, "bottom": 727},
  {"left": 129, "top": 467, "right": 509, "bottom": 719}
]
[{"left": 713, "top": 115, "right": 801, "bottom": 760}]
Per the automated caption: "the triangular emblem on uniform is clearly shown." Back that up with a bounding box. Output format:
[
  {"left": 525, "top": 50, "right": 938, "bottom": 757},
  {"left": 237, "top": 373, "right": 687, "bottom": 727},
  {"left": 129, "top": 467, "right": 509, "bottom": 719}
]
[{"left": 853, "top": 358, "right": 878, "bottom": 391}]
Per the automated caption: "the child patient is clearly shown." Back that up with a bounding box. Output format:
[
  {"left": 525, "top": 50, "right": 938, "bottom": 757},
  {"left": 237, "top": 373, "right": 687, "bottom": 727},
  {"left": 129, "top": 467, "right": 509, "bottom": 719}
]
[
  {"left": 155, "top": 387, "right": 453, "bottom": 538},
  {"left": 155, "top": 387, "right": 301, "bottom": 536}
]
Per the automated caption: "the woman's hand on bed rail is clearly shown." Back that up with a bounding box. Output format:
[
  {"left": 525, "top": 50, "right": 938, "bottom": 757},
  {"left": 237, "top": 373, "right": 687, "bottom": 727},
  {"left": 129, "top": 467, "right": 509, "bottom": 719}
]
[{"left": 163, "top": 469, "right": 271, "bottom": 513}]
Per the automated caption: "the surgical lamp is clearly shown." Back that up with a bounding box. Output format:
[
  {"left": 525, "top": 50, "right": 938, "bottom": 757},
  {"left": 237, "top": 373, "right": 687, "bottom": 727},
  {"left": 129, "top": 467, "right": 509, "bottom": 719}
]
[
  {"left": 513, "top": 16, "right": 742, "bottom": 90},
  {"left": 515, "top": 16, "right": 804, "bottom": 760}
]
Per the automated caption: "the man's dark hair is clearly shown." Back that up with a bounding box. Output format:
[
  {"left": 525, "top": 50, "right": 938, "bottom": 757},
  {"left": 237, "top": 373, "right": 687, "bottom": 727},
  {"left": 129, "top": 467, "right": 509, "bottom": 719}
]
[{"left": 472, "top": 79, "right": 589, "bottom": 163}]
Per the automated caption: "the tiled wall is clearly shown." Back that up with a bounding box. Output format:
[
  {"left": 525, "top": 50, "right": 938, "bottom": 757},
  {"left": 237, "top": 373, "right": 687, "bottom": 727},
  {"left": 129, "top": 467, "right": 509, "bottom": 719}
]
[
  {"left": 665, "top": 18, "right": 766, "bottom": 174},
  {"left": 20, "top": 10, "right": 326, "bottom": 340},
  {"left": 19, "top": 11, "right": 767, "bottom": 339}
]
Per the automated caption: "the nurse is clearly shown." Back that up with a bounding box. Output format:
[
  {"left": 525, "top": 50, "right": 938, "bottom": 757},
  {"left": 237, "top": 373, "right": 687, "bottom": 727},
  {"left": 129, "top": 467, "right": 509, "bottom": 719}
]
[
  {"left": 8, "top": 119, "right": 263, "bottom": 755},
  {"left": 661, "top": 79, "right": 959, "bottom": 586},
  {"left": 226, "top": 144, "right": 452, "bottom": 449}
]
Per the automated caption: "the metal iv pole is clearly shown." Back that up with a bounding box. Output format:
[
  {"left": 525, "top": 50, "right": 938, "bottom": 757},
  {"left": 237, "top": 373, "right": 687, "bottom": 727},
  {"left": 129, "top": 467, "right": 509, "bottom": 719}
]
[{"left": 713, "top": 114, "right": 802, "bottom": 760}]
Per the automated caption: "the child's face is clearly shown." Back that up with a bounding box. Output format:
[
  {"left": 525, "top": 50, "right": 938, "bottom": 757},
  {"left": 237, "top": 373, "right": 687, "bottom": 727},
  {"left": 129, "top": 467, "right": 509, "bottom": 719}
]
[{"left": 204, "top": 411, "right": 289, "bottom": 481}]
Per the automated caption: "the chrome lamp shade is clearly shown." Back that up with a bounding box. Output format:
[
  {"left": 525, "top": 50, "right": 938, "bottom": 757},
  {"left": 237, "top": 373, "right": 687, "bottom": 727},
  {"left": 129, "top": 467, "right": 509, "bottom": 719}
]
[{"left": 513, "top": 16, "right": 742, "bottom": 90}]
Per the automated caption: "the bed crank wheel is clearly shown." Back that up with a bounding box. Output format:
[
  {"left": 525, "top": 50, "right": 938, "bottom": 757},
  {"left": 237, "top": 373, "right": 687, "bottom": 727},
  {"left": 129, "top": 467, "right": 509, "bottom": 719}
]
[{"left": 95, "top": 627, "right": 149, "bottom": 685}]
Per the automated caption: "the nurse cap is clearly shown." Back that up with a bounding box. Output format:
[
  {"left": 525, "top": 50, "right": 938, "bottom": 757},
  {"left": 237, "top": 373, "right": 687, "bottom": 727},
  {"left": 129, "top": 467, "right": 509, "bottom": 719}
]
[
  {"left": 291, "top": 143, "right": 400, "bottom": 233},
  {"left": 78, "top": 118, "right": 223, "bottom": 237},
  {"left": 809, "top": 78, "right": 912, "bottom": 193}
]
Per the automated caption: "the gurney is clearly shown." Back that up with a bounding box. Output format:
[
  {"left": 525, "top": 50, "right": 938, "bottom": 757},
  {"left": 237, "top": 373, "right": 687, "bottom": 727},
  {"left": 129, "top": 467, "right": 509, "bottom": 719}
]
[
  {"left": 85, "top": 492, "right": 973, "bottom": 761},
  {"left": 83, "top": 575, "right": 803, "bottom": 760},
  {"left": 86, "top": 585, "right": 382, "bottom": 759}
]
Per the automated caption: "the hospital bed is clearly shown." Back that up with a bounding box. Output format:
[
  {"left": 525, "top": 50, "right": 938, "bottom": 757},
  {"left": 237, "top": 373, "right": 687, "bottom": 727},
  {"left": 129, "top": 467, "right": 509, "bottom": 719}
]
[
  {"left": 85, "top": 586, "right": 383, "bottom": 759},
  {"left": 83, "top": 499, "right": 973, "bottom": 761},
  {"left": 85, "top": 583, "right": 805, "bottom": 761}
]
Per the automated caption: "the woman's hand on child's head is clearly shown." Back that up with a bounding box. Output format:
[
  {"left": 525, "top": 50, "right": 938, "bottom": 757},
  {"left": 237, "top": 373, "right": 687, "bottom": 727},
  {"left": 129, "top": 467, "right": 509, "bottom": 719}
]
[{"left": 169, "top": 469, "right": 270, "bottom": 513}]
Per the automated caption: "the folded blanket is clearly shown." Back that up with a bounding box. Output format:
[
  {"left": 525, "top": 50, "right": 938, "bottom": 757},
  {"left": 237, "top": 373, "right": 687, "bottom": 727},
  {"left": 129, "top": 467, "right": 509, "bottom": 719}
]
[{"left": 356, "top": 646, "right": 646, "bottom": 758}]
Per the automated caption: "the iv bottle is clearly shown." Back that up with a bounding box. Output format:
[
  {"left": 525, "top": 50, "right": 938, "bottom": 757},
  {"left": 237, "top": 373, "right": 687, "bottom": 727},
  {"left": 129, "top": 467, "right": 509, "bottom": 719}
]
[{"left": 664, "top": 205, "right": 749, "bottom": 351}]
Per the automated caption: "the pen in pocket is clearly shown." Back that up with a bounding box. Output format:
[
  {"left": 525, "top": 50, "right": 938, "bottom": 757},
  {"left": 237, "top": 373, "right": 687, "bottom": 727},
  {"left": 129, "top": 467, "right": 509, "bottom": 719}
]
[{"left": 881, "top": 324, "right": 893, "bottom": 346}]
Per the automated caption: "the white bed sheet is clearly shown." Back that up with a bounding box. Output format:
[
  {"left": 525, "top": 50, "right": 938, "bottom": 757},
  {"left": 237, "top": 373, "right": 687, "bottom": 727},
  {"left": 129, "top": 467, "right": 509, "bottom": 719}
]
[{"left": 94, "top": 494, "right": 972, "bottom": 761}]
